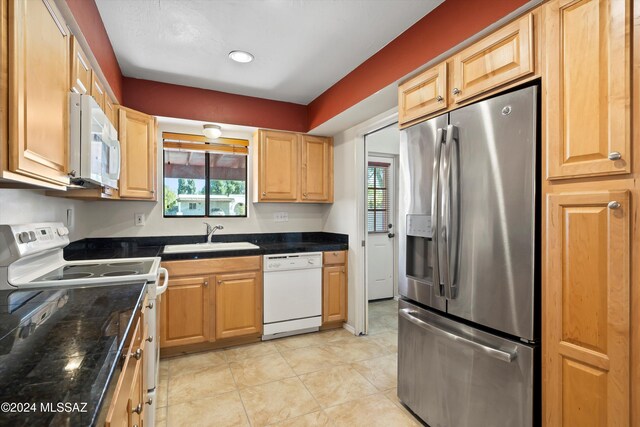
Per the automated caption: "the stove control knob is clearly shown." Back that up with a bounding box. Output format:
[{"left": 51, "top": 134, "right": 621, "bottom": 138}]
[
  {"left": 28, "top": 231, "right": 37, "bottom": 242},
  {"left": 57, "top": 227, "right": 69, "bottom": 236},
  {"left": 18, "top": 232, "right": 30, "bottom": 243}
]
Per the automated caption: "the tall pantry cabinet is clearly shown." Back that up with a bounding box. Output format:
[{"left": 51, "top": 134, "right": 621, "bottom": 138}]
[{"left": 542, "top": 0, "right": 638, "bottom": 426}]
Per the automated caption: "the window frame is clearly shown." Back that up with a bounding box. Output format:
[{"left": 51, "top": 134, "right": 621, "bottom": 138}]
[
  {"left": 162, "top": 149, "right": 248, "bottom": 218},
  {"left": 367, "top": 163, "right": 390, "bottom": 233}
]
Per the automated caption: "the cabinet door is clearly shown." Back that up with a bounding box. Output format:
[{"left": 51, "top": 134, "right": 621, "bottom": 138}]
[
  {"left": 452, "top": 14, "right": 533, "bottom": 104},
  {"left": 545, "top": 191, "right": 629, "bottom": 426},
  {"left": 215, "top": 272, "right": 262, "bottom": 339},
  {"left": 160, "top": 276, "right": 210, "bottom": 347},
  {"left": 545, "top": 0, "right": 630, "bottom": 179},
  {"left": 90, "top": 73, "right": 105, "bottom": 110},
  {"left": 398, "top": 62, "right": 448, "bottom": 125},
  {"left": 118, "top": 106, "right": 156, "bottom": 199},
  {"left": 258, "top": 130, "right": 299, "bottom": 201},
  {"left": 323, "top": 265, "right": 347, "bottom": 323},
  {"left": 104, "top": 95, "right": 117, "bottom": 128},
  {"left": 301, "top": 135, "right": 333, "bottom": 202},
  {"left": 8, "top": 0, "right": 70, "bottom": 185},
  {"left": 70, "top": 35, "right": 91, "bottom": 94}
]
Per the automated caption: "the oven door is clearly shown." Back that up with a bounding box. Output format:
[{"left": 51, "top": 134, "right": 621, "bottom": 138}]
[{"left": 398, "top": 299, "right": 536, "bottom": 427}]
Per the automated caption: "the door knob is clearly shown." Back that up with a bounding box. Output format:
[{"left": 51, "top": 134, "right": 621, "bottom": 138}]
[
  {"left": 388, "top": 233, "right": 396, "bottom": 238},
  {"left": 608, "top": 201, "right": 621, "bottom": 210},
  {"left": 608, "top": 151, "right": 622, "bottom": 160}
]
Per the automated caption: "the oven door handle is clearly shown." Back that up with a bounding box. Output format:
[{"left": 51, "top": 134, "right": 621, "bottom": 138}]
[
  {"left": 156, "top": 267, "right": 169, "bottom": 295},
  {"left": 399, "top": 308, "right": 517, "bottom": 362}
]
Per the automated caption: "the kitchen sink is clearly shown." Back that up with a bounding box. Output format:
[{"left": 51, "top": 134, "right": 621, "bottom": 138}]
[{"left": 163, "top": 242, "right": 260, "bottom": 254}]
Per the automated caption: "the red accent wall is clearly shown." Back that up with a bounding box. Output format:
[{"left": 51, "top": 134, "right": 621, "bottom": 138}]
[
  {"left": 306, "top": 0, "right": 530, "bottom": 130},
  {"left": 65, "top": 0, "right": 123, "bottom": 102},
  {"left": 122, "top": 78, "right": 309, "bottom": 132}
]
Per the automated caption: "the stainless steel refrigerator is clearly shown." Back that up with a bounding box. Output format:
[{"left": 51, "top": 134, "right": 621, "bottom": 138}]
[{"left": 397, "top": 86, "right": 539, "bottom": 427}]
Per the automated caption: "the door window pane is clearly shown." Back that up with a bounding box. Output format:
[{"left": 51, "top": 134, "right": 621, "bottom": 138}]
[{"left": 367, "top": 164, "right": 390, "bottom": 233}]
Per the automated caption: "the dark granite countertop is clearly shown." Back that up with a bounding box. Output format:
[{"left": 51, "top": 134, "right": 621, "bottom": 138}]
[
  {"left": 65, "top": 232, "right": 348, "bottom": 262},
  {"left": 0, "top": 283, "right": 146, "bottom": 427}
]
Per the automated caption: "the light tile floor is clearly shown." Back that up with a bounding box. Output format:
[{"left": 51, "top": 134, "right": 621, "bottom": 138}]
[{"left": 157, "top": 299, "right": 424, "bottom": 426}]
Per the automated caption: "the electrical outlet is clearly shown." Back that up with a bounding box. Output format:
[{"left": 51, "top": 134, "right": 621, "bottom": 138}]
[
  {"left": 273, "top": 212, "right": 289, "bottom": 222},
  {"left": 134, "top": 213, "right": 145, "bottom": 226}
]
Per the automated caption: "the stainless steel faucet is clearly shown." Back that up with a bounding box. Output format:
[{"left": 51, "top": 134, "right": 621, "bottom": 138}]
[{"left": 204, "top": 223, "right": 224, "bottom": 243}]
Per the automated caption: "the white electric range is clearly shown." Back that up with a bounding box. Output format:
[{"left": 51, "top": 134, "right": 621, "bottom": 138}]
[{"left": 0, "top": 222, "right": 168, "bottom": 426}]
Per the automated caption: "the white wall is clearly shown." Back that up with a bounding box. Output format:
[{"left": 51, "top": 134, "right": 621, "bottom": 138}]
[
  {"left": 81, "top": 117, "right": 330, "bottom": 238},
  {"left": 0, "top": 189, "right": 90, "bottom": 241},
  {"left": 322, "top": 107, "right": 398, "bottom": 332}
]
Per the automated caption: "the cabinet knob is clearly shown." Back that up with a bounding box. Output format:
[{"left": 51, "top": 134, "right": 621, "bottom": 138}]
[
  {"left": 262, "top": 192, "right": 266, "bottom": 196},
  {"left": 146, "top": 398, "right": 153, "bottom": 406},
  {"left": 217, "top": 280, "right": 222, "bottom": 285},
  {"left": 132, "top": 403, "right": 142, "bottom": 414},
  {"left": 204, "top": 281, "right": 208, "bottom": 287},
  {"left": 303, "top": 192, "right": 308, "bottom": 198},
  {"left": 608, "top": 151, "right": 622, "bottom": 160},
  {"left": 436, "top": 95, "right": 444, "bottom": 102},
  {"left": 608, "top": 201, "right": 621, "bottom": 210},
  {"left": 146, "top": 302, "right": 153, "bottom": 309},
  {"left": 146, "top": 335, "right": 153, "bottom": 343},
  {"left": 68, "top": 170, "right": 77, "bottom": 177},
  {"left": 131, "top": 348, "right": 142, "bottom": 360},
  {"left": 452, "top": 88, "right": 461, "bottom": 95}
]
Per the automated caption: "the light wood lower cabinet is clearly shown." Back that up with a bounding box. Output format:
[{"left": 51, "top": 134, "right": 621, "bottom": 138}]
[
  {"left": 322, "top": 251, "right": 347, "bottom": 326},
  {"left": 105, "top": 311, "right": 145, "bottom": 427},
  {"left": 545, "top": 190, "right": 630, "bottom": 426},
  {"left": 214, "top": 271, "right": 262, "bottom": 340},
  {"left": 160, "top": 276, "right": 210, "bottom": 348},
  {"left": 159, "top": 257, "right": 262, "bottom": 353}
]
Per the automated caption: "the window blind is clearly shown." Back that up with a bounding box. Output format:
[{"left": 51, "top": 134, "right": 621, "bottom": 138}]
[{"left": 367, "top": 162, "right": 390, "bottom": 233}]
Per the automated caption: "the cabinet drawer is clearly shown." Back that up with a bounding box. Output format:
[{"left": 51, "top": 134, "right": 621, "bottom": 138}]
[
  {"left": 451, "top": 14, "right": 533, "bottom": 103},
  {"left": 162, "top": 256, "right": 261, "bottom": 277},
  {"left": 323, "top": 251, "right": 346, "bottom": 265}
]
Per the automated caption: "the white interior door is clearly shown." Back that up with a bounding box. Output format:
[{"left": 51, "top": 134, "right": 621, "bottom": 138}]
[{"left": 367, "top": 155, "right": 395, "bottom": 300}]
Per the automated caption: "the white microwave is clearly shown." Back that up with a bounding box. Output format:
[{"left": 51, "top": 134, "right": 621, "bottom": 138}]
[{"left": 69, "top": 93, "right": 120, "bottom": 188}]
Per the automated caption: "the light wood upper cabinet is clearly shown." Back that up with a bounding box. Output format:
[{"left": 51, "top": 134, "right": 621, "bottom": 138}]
[
  {"left": 544, "top": 0, "right": 631, "bottom": 179},
  {"left": 301, "top": 135, "right": 333, "bottom": 202},
  {"left": 104, "top": 94, "right": 117, "bottom": 127},
  {"left": 70, "top": 35, "right": 91, "bottom": 95},
  {"left": 90, "top": 72, "right": 105, "bottom": 110},
  {"left": 398, "top": 62, "right": 448, "bottom": 125},
  {"left": 452, "top": 14, "right": 534, "bottom": 103},
  {"left": 255, "top": 129, "right": 334, "bottom": 203},
  {"left": 160, "top": 276, "right": 210, "bottom": 348},
  {"left": 257, "top": 129, "right": 299, "bottom": 201},
  {"left": 545, "top": 190, "right": 630, "bottom": 426},
  {"left": 214, "top": 271, "right": 262, "bottom": 340},
  {"left": 118, "top": 106, "right": 156, "bottom": 200},
  {"left": 7, "top": 0, "right": 70, "bottom": 186}
]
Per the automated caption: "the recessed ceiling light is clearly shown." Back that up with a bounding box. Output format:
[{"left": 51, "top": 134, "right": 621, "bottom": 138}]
[
  {"left": 203, "top": 124, "right": 222, "bottom": 139},
  {"left": 228, "top": 50, "right": 254, "bottom": 63}
]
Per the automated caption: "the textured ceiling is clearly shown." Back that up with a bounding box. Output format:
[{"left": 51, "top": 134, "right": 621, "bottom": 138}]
[{"left": 95, "top": 0, "right": 444, "bottom": 104}]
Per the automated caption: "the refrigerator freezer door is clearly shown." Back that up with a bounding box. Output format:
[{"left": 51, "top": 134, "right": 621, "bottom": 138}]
[
  {"left": 398, "top": 114, "right": 448, "bottom": 313},
  {"left": 398, "top": 299, "right": 535, "bottom": 427},
  {"left": 447, "top": 86, "right": 537, "bottom": 340}
]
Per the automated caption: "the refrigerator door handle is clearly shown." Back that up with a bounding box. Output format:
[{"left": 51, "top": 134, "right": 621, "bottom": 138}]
[
  {"left": 399, "top": 308, "right": 517, "bottom": 362},
  {"left": 430, "top": 128, "right": 445, "bottom": 296},
  {"left": 440, "top": 124, "right": 459, "bottom": 299}
]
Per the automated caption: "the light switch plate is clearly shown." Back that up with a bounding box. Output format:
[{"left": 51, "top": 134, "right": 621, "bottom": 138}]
[{"left": 273, "top": 212, "right": 289, "bottom": 222}]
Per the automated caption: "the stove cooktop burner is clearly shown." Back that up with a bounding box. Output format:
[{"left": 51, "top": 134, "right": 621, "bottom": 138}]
[
  {"left": 101, "top": 270, "right": 139, "bottom": 277},
  {"left": 44, "top": 272, "right": 94, "bottom": 281}
]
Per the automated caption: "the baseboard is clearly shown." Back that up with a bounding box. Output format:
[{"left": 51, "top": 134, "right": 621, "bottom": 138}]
[{"left": 342, "top": 323, "right": 356, "bottom": 335}]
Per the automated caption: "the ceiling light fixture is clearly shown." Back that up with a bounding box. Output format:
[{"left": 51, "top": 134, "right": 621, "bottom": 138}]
[
  {"left": 228, "top": 50, "right": 254, "bottom": 63},
  {"left": 203, "top": 124, "right": 222, "bottom": 139}
]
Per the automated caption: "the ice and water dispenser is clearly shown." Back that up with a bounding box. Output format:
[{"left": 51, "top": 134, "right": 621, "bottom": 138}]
[{"left": 405, "top": 214, "right": 434, "bottom": 283}]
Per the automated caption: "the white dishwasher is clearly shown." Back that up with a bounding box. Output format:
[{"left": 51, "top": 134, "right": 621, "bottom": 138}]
[{"left": 263, "top": 252, "right": 323, "bottom": 340}]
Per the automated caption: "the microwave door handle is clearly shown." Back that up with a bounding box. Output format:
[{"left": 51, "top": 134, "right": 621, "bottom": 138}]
[
  {"left": 441, "top": 125, "right": 459, "bottom": 300},
  {"left": 113, "top": 140, "right": 121, "bottom": 181},
  {"left": 431, "top": 128, "right": 444, "bottom": 296}
]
